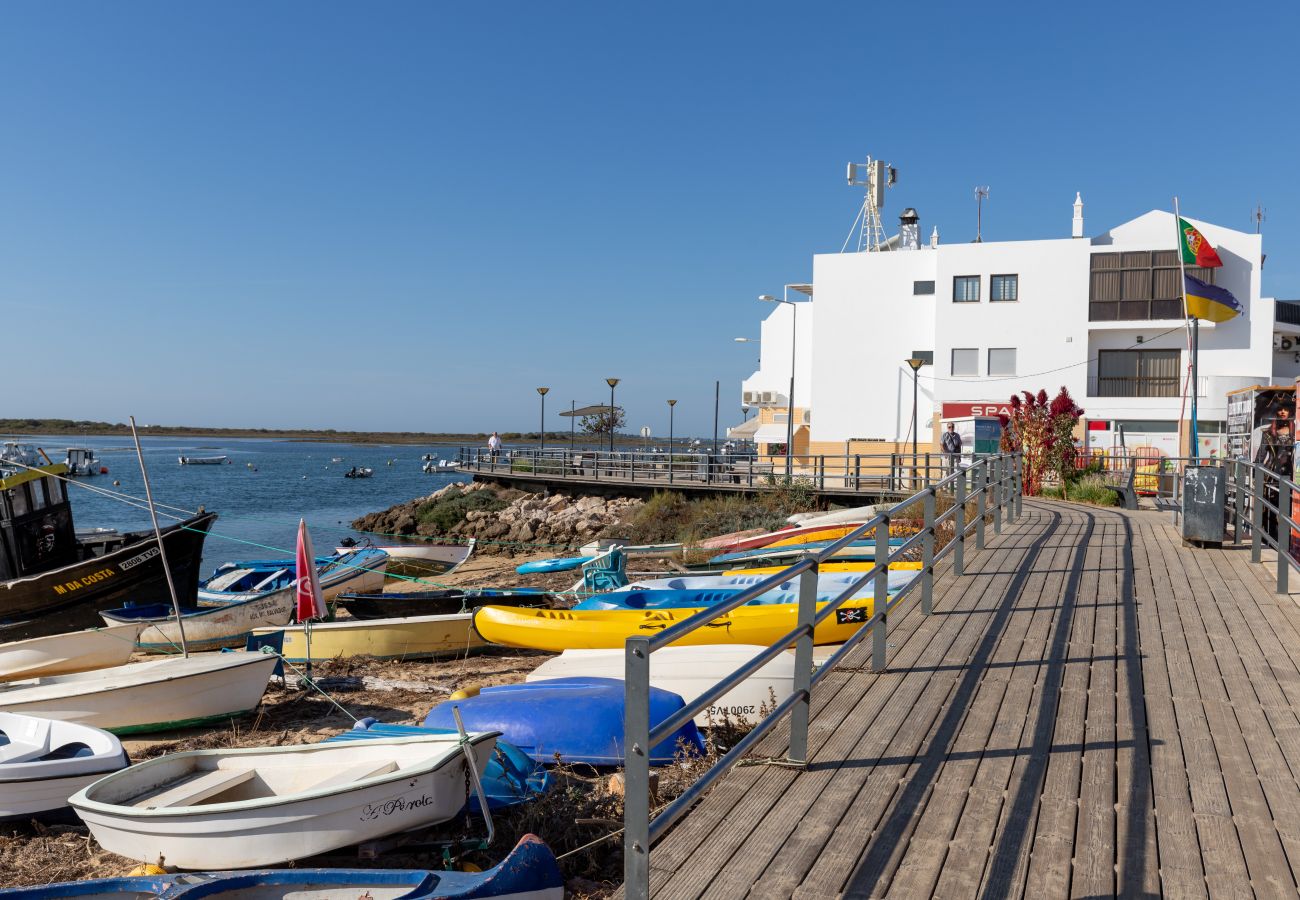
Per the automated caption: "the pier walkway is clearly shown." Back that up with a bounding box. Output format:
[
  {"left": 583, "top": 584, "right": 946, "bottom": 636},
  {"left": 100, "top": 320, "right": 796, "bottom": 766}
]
[{"left": 641, "top": 500, "right": 1300, "bottom": 898}]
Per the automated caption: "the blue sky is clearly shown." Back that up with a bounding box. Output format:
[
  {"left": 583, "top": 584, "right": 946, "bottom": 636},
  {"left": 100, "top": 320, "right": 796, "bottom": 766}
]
[{"left": 3, "top": 2, "right": 1297, "bottom": 436}]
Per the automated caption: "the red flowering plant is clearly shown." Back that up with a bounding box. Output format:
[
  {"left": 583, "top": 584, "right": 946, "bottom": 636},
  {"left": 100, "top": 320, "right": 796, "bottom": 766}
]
[{"left": 998, "top": 387, "right": 1085, "bottom": 496}]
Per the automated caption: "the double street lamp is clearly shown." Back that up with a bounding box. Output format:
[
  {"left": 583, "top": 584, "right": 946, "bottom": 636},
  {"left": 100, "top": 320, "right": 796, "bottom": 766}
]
[
  {"left": 536, "top": 387, "right": 549, "bottom": 454},
  {"left": 758, "top": 293, "right": 798, "bottom": 478},
  {"left": 605, "top": 378, "right": 620, "bottom": 453}
]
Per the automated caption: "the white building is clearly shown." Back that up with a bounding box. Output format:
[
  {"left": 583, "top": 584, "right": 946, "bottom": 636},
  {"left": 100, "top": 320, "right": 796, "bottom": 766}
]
[{"left": 742, "top": 196, "right": 1297, "bottom": 459}]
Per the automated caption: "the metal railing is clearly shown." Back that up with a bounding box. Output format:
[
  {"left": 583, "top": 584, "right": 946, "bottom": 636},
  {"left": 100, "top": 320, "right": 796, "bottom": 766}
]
[
  {"left": 619, "top": 452, "right": 1023, "bottom": 898},
  {"left": 457, "top": 447, "right": 965, "bottom": 496}
]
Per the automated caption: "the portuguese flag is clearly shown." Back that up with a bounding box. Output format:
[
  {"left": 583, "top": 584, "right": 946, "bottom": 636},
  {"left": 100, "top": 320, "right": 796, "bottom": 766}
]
[{"left": 1179, "top": 217, "right": 1223, "bottom": 268}]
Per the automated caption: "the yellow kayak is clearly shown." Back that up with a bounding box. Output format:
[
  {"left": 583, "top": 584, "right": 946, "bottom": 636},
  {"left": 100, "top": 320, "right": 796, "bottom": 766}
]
[
  {"left": 729, "top": 560, "right": 921, "bottom": 576},
  {"left": 473, "top": 599, "right": 878, "bottom": 652}
]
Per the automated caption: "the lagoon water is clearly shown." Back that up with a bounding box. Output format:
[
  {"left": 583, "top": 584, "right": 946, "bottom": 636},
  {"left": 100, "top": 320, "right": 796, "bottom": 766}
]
[{"left": 12, "top": 435, "right": 472, "bottom": 575}]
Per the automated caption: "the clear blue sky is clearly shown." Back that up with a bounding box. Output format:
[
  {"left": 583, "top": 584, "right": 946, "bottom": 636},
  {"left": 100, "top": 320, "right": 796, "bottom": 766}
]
[{"left": 3, "top": 2, "right": 1297, "bottom": 436}]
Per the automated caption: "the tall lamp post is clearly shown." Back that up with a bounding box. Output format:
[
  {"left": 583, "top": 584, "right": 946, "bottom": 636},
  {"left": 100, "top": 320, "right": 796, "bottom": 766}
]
[
  {"left": 906, "top": 357, "right": 924, "bottom": 490},
  {"left": 667, "top": 399, "right": 677, "bottom": 485},
  {"left": 759, "top": 293, "right": 798, "bottom": 478},
  {"left": 536, "top": 387, "right": 549, "bottom": 455},
  {"left": 605, "top": 378, "right": 620, "bottom": 454}
]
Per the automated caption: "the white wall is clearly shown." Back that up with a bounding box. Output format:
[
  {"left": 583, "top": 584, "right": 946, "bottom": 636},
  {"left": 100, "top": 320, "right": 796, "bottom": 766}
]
[{"left": 740, "top": 301, "right": 814, "bottom": 407}]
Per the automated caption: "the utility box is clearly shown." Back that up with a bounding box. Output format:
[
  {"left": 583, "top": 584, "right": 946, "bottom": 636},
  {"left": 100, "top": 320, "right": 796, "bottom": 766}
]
[{"left": 1182, "top": 465, "right": 1227, "bottom": 545}]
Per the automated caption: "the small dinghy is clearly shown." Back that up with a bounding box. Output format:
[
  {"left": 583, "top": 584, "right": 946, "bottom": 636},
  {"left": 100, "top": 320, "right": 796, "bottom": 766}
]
[
  {"left": 0, "top": 651, "right": 278, "bottom": 735},
  {"left": 178, "top": 456, "right": 228, "bottom": 466},
  {"left": 344, "top": 466, "right": 374, "bottom": 479},
  {"left": 252, "top": 612, "right": 487, "bottom": 662},
  {"left": 69, "top": 732, "right": 500, "bottom": 869},
  {"left": 0, "top": 624, "right": 143, "bottom": 682},
  {"left": 336, "top": 539, "right": 474, "bottom": 580},
  {"left": 423, "top": 676, "right": 704, "bottom": 765},
  {"left": 335, "top": 588, "right": 549, "bottom": 621},
  {"left": 0, "top": 713, "right": 128, "bottom": 820},
  {"left": 528, "top": 646, "right": 796, "bottom": 727}
]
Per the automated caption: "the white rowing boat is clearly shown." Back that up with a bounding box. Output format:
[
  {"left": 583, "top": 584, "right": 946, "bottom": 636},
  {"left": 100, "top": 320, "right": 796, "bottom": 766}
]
[
  {"left": 0, "top": 624, "right": 144, "bottom": 682},
  {"left": 70, "top": 732, "right": 499, "bottom": 869},
  {"left": 178, "top": 456, "right": 228, "bottom": 466},
  {"left": 0, "top": 713, "right": 128, "bottom": 820}
]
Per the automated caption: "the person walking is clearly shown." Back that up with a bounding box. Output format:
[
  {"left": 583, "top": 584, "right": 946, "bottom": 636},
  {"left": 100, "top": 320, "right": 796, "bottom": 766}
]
[
  {"left": 1255, "top": 421, "right": 1294, "bottom": 541},
  {"left": 487, "top": 432, "right": 502, "bottom": 466},
  {"left": 940, "top": 422, "right": 963, "bottom": 476}
]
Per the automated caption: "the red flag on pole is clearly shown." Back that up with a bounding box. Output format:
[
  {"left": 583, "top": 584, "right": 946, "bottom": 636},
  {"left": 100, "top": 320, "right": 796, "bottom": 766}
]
[{"left": 295, "top": 518, "right": 325, "bottom": 623}]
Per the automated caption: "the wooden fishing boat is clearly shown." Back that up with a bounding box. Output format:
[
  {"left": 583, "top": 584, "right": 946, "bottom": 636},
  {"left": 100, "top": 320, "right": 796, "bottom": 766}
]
[
  {"left": 473, "top": 596, "right": 882, "bottom": 653},
  {"left": 178, "top": 456, "right": 228, "bottom": 466},
  {"left": 0, "top": 624, "right": 143, "bottom": 682},
  {"left": 0, "top": 651, "right": 278, "bottom": 735},
  {"left": 0, "top": 463, "right": 216, "bottom": 641},
  {"left": 69, "top": 732, "right": 499, "bottom": 869},
  {"left": 527, "top": 645, "right": 796, "bottom": 727},
  {"left": 0, "top": 713, "right": 129, "bottom": 820},
  {"left": 252, "top": 612, "right": 487, "bottom": 663}
]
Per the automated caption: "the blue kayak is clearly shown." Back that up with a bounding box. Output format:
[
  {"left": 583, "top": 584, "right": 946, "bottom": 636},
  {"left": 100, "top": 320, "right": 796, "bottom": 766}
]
[
  {"left": 424, "top": 676, "right": 705, "bottom": 765},
  {"left": 515, "top": 556, "right": 593, "bottom": 574},
  {"left": 324, "top": 718, "right": 551, "bottom": 811}
]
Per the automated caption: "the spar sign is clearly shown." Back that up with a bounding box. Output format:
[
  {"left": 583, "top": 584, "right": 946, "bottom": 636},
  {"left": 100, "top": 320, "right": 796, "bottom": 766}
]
[{"left": 941, "top": 402, "right": 1014, "bottom": 419}]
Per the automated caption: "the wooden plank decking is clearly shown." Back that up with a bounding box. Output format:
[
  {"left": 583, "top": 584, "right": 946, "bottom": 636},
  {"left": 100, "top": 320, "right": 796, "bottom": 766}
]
[{"left": 639, "top": 500, "right": 1300, "bottom": 898}]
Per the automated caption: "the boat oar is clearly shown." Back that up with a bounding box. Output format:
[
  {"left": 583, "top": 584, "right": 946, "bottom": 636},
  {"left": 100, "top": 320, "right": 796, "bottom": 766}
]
[
  {"left": 129, "top": 416, "right": 189, "bottom": 658},
  {"left": 452, "top": 705, "right": 494, "bottom": 848}
]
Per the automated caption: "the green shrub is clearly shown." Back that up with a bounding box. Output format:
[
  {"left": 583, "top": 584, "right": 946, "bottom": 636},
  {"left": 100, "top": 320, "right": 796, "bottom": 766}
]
[
  {"left": 416, "top": 488, "right": 508, "bottom": 533},
  {"left": 622, "top": 492, "right": 693, "bottom": 544},
  {"left": 1067, "top": 473, "right": 1118, "bottom": 506}
]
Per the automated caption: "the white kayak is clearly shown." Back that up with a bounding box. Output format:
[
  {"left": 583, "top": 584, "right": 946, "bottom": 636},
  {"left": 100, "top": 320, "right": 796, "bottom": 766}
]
[
  {"left": 0, "top": 624, "right": 144, "bottom": 682},
  {"left": 0, "top": 651, "right": 278, "bottom": 735},
  {"left": 619, "top": 570, "right": 913, "bottom": 604},
  {"left": 70, "top": 732, "right": 499, "bottom": 869},
  {"left": 0, "top": 713, "right": 128, "bottom": 819},
  {"left": 527, "top": 645, "right": 798, "bottom": 727}
]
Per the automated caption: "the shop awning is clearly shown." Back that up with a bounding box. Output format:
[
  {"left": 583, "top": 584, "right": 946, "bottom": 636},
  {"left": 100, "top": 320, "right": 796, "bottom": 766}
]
[
  {"left": 754, "top": 424, "right": 792, "bottom": 444},
  {"left": 727, "top": 418, "right": 760, "bottom": 439}
]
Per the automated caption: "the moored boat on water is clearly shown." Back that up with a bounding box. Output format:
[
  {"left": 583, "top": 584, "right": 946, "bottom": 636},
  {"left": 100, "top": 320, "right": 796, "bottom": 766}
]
[
  {"left": 0, "top": 463, "right": 216, "bottom": 641},
  {"left": 344, "top": 466, "right": 374, "bottom": 478},
  {"left": 63, "top": 447, "right": 103, "bottom": 476},
  {"left": 178, "top": 456, "right": 228, "bottom": 465}
]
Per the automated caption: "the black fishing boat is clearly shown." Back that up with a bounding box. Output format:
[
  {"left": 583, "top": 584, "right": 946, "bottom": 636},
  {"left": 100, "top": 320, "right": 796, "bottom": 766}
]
[
  {"left": 0, "top": 463, "right": 216, "bottom": 641},
  {"left": 334, "top": 588, "right": 551, "bottom": 620}
]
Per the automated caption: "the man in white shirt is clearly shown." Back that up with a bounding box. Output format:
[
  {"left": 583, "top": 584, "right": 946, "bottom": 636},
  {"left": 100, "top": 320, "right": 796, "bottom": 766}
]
[{"left": 487, "top": 432, "right": 502, "bottom": 464}]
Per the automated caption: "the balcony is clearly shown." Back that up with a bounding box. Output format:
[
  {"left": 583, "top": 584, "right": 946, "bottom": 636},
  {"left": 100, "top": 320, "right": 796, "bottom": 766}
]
[
  {"left": 1088, "top": 298, "right": 1185, "bottom": 322},
  {"left": 1087, "top": 375, "right": 1206, "bottom": 398}
]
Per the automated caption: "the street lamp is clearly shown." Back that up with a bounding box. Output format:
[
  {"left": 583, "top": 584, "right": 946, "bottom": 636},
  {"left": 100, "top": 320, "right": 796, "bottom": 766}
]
[
  {"left": 759, "top": 293, "right": 798, "bottom": 478},
  {"left": 605, "top": 378, "right": 620, "bottom": 453},
  {"left": 667, "top": 399, "right": 677, "bottom": 485},
  {"left": 536, "top": 387, "right": 549, "bottom": 454},
  {"left": 906, "top": 359, "right": 924, "bottom": 482}
]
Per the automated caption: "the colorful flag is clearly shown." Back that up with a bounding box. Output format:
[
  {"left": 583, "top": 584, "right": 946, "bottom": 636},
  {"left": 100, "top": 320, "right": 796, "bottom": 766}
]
[
  {"left": 1179, "top": 217, "right": 1223, "bottom": 268},
  {"left": 1184, "top": 273, "right": 1241, "bottom": 323},
  {"left": 294, "top": 518, "right": 325, "bottom": 623}
]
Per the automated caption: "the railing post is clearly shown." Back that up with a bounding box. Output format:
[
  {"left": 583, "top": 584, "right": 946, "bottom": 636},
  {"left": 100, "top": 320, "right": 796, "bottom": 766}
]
[
  {"left": 976, "top": 462, "right": 987, "bottom": 551},
  {"left": 787, "top": 563, "right": 818, "bottom": 765},
  {"left": 1014, "top": 452, "right": 1023, "bottom": 519},
  {"left": 1233, "top": 460, "right": 1245, "bottom": 544},
  {"left": 623, "top": 636, "right": 652, "bottom": 900},
  {"left": 872, "top": 517, "right": 890, "bottom": 671},
  {"left": 1278, "top": 478, "right": 1291, "bottom": 595},
  {"left": 921, "top": 488, "right": 935, "bottom": 615},
  {"left": 954, "top": 468, "right": 966, "bottom": 576},
  {"left": 1252, "top": 464, "right": 1264, "bottom": 563},
  {"left": 992, "top": 456, "right": 1003, "bottom": 535},
  {"left": 854, "top": 454, "right": 861, "bottom": 490}
]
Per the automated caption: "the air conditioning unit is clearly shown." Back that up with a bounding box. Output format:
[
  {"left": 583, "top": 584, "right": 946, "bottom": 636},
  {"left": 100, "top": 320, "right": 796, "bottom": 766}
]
[
  {"left": 760, "top": 391, "right": 776, "bottom": 404},
  {"left": 742, "top": 390, "right": 759, "bottom": 405}
]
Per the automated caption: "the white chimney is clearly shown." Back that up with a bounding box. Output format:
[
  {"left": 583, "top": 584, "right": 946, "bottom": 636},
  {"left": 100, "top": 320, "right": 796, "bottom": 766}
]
[
  {"left": 898, "top": 208, "right": 920, "bottom": 250},
  {"left": 1072, "top": 192, "right": 1084, "bottom": 238},
  {"left": 930, "top": 226, "right": 939, "bottom": 248}
]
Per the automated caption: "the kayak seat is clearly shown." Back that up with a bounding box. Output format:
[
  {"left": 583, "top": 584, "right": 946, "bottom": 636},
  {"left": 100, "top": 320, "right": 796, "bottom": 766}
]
[
  {"left": 39, "top": 742, "right": 94, "bottom": 761},
  {"left": 307, "top": 759, "right": 398, "bottom": 791},
  {"left": 135, "top": 768, "right": 256, "bottom": 809}
]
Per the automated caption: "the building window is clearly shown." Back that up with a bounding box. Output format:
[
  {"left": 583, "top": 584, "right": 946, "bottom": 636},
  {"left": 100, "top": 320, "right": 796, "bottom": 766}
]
[
  {"left": 988, "top": 348, "right": 1017, "bottom": 375},
  {"left": 953, "top": 276, "right": 980, "bottom": 303},
  {"left": 1093, "top": 349, "right": 1180, "bottom": 397},
  {"left": 1114, "top": 419, "right": 1179, "bottom": 434},
  {"left": 913, "top": 280, "right": 935, "bottom": 295},
  {"left": 1089, "top": 251, "right": 1217, "bottom": 321},
  {"left": 951, "top": 348, "right": 979, "bottom": 376},
  {"left": 990, "top": 274, "right": 1018, "bottom": 302}
]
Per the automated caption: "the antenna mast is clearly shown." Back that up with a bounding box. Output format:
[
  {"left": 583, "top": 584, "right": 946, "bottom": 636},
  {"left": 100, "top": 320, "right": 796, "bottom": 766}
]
[
  {"left": 1253, "top": 203, "right": 1266, "bottom": 234},
  {"left": 974, "top": 186, "right": 990, "bottom": 242},
  {"left": 843, "top": 156, "right": 896, "bottom": 252}
]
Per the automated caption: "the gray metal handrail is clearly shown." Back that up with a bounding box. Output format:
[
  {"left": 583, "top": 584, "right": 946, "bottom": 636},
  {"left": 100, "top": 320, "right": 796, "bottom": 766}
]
[{"left": 621, "top": 451, "right": 1023, "bottom": 897}]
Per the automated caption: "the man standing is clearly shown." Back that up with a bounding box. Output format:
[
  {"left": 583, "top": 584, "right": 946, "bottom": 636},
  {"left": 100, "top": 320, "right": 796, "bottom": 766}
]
[
  {"left": 941, "top": 422, "right": 963, "bottom": 476},
  {"left": 487, "top": 431, "right": 502, "bottom": 465}
]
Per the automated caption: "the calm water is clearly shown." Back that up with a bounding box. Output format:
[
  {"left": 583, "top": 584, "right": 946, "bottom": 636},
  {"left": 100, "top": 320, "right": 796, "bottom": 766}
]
[{"left": 11, "top": 435, "right": 472, "bottom": 575}]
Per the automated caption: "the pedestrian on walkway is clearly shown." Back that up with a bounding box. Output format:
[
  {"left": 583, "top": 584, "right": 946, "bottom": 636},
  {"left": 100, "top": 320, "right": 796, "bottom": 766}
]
[
  {"left": 487, "top": 431, "right": 502, "bottom": 464},
  {"left": 940, "top": 422, "right": 963, "bottom": 476}
]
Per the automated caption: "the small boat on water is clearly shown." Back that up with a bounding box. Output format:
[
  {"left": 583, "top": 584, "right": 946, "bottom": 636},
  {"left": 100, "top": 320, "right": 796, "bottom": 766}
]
[
  {"left": 0, "top": 624, "right": 143, "bottom": 682},
  {"left": 63, "top": 447, "right": 104, "bottom": 476},
  {"left": 70, "top": 732, "right": 500, "bottom": 869},
  {"left": 0, "top": 651, "right": 278, "bottom": 735},
  {"left": 253, "top": 611, "right": 487, "bottom": 662},
  {"left": 528, "top": 645, "right": 797, "bottom": 727},
  {"left": 178, "top": 456, "right": 228, "bottom": 466},
  {"left": 4, "top": 833, "right": 564, "bottom": 898},
  {"left": 422, "top": 459, "right": 462, "bottom": 473},
  {"left": 0, "top": 713, "right": 128, "bottom": 820},
  {"left": 335, "top": 587, "right": 548, "bottom": 621},
  {"left": 344, "top": 466, "right": 374, "bottom": 479},
  {"left": 0, "top": 463, "right": 216, "bottom": 641},
  {"left": 102, "top": 549, "right": 389, "bottom": 652},
  {"left": 423, "top": 677, "right": 703, "bottom": 765}
]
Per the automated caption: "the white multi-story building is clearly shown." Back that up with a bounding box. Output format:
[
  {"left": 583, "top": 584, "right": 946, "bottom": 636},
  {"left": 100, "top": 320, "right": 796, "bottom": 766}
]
[{"left": 740, "top": 196, "right": 1298, "bottom": 458}]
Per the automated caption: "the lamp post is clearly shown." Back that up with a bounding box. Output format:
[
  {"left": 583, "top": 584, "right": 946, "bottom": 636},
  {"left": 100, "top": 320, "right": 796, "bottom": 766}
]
[
  {"left": 667, "top": 399, "right": 677, "bottom": 485},
  {"left": 605, "top": 378, "right": 620, "bottom": 454},
  {"left": 759, "top": 293, "right": 798, "bottom": 479},
  {"left": 570, "top": 400, "right": 576, "bottom": 449},
  {"left": 734, "top": 336, "right": 760, "bottom": 367},
  {"left": 536, "top": 387, "right": 549, "bottom": 455},
  {"left": 906, "top": 357, "right": 924, "bottom": 490}
]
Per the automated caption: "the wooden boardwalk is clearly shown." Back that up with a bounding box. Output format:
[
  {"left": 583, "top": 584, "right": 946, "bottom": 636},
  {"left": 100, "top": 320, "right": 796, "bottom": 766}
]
[{"left": 639, "top": 500, "right": 1300, "bottom": 898}]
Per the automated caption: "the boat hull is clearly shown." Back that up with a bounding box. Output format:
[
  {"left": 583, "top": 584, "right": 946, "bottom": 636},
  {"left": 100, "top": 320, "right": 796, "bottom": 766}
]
[
  {"left": 253, "top": 612, "right": 486, "bottom": 663},
  {"left": 335, "top": 589, "right": 547, "bottom": 621},
  {"left": 0, "top": 624, "right": 144, "bottom": 682},
  {"left": 0, "top": 512, "right": 217, "bottom": 642},
  {"left": 101, "top": 592, "right": 296, "bottom": 653},
  {"left": 0, "top": 714, "right": 128, "bottom": 819}
]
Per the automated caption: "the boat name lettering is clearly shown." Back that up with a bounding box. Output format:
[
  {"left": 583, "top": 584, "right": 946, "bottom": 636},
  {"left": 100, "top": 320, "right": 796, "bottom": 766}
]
[
  {"left": 360, "top": 793, "right": 436, "bottom": 820},
  {"left": 51, "top": 568, "right": 116, "bottom": 596},
  {"left": 708, "top": 704, "right": 757, "bottom": 717},
  {"left": 119, "top": 547, "right": 161, "bottom": 571}
]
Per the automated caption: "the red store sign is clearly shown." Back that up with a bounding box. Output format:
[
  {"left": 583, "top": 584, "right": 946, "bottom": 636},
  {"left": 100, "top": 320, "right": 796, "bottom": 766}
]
[{"left": 941, "top": 402, "right": 1014, "bottom": 419}]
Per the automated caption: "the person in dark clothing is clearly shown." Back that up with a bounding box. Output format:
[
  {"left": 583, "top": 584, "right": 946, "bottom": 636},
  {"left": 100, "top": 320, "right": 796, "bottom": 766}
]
[
  {"left": 1255, "top": 422, "right": 1294, "bottom": 539},
  {"left": 940, "top": 422, "right": 963, "bottom": 476}
]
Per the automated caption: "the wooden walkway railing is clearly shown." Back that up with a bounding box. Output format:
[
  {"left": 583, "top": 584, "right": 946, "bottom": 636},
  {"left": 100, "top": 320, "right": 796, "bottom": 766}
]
[{"left": 629, "top": 501, "right": 1300, "bottom": 898}]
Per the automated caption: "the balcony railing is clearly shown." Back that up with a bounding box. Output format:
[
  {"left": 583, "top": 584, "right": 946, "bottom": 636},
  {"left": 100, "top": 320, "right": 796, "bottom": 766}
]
[
  {"left": 1277, "top": 301, "right": 1300, "bottom": 327},
  {"left": 1089, "top": 298, "right": 1185, "bottom": 322},
  {"left": 1087, "top": 375, "right": 1206, "bottom": 398}
]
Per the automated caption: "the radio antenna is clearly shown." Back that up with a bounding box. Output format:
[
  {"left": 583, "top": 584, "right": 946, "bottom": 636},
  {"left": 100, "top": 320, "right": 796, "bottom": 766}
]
[
  {"left": 974, "top": 186, "right": 990, "bottom": 242},
  {"left": 842, "top": 156, "right": 896, "bottom": 252}
]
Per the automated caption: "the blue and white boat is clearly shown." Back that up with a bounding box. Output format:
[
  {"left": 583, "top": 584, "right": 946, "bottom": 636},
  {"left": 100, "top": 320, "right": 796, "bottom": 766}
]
[
  {"left": 706, "top": 536, "right": 906, "bottom": 567},
  {"left": 597, "top": 570, "right": 913, "bottom": 607},
  {"left": 99, "top": 549, "right": 388, "bottom": 652}
]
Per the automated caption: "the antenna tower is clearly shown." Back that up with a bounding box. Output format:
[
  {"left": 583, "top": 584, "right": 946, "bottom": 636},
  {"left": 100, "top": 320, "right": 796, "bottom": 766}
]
[
  {"left": 974, "top": 186, "right": 990, "bottom": 242},
  {"left": 842, "top": 156, "right": 896, "bottom": 252},
  {"left": 1253, "top": 203, "right": 1266, "bottom": 234}
]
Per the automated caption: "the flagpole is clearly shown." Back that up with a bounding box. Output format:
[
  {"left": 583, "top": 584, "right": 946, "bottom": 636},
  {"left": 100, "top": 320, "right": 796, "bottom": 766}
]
[{"left": 1174, "top": 197, "right": 1198, "bottom": 460}]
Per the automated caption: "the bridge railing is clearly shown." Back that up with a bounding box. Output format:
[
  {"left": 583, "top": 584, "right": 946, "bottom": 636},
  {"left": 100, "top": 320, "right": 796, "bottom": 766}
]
[
  {"left": 456, "top": 446, "right": 975, "bottom": 495},
  {"left": 619, "top": 451, "right": 1023, "bottom": 898}
]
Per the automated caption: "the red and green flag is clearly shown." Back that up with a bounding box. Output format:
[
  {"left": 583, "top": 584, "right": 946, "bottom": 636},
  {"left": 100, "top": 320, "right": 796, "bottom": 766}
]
[{"left": 1179, "top": 217, "right": 1223, "bottom": 268}]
